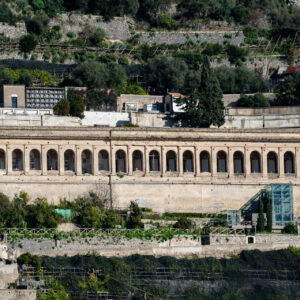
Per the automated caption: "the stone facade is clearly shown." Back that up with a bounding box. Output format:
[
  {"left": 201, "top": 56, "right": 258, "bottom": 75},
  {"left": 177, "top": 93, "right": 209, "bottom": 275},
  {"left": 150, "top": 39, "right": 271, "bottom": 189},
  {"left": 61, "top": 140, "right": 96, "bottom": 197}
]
[
  {"left": 0, "top": 127, "right": 299, "bottom": 218},
  {"left": 1, "top": 85, "right": 25, "bottom": 108}
]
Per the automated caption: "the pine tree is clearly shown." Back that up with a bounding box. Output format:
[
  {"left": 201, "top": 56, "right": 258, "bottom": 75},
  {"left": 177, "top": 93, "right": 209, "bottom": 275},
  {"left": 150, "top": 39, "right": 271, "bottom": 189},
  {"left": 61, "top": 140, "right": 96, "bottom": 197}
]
[
  {"left": 266, "top": 197, "right": 272, "bottom": 232},
  {"left": 176, "top": 56, "right": 225, "bottom": 128},
  {"left": 257, "top": 199, "right": 265, "bottom": 232}
]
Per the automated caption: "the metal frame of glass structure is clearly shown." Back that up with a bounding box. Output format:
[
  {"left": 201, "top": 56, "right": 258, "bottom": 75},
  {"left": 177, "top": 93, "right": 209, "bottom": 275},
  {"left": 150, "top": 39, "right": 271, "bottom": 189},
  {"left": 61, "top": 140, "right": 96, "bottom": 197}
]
[{"left": 271, "top": 184, "right": 293, "bottom": 226}]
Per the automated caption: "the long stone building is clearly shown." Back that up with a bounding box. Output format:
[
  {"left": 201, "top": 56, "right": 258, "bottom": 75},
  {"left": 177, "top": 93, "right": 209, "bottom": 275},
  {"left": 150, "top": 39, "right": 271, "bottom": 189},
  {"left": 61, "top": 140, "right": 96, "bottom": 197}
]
[{"left": 0, "top": 126, "right": 299, "bottom": 219}]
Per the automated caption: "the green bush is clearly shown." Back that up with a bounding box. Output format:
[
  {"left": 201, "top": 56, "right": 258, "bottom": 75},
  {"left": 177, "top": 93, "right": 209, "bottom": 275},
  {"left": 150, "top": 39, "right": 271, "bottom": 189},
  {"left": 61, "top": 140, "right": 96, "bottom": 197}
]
[
  {"left": 126, "top": 201, "right": 143, "bottom": 229},
  {"left": 67, "top": 31, "right": 76, "bottom": 38},
  {"left": 19, "top": 34, "right": 38, "bottom": 53},
  {"left": 156, "top": 14, "right": 179, "bottom": 30},
  {"left": 173, "top": 217, "right": 193, "bottom": 230},
  {"left": 237, "top": 93, "right": 270, "bottom": 108},
  {"left": 282, "top": 223, "right": 298, "bottom": 234},
  {"left": 17, "top": 253, "right": 41, "bottom": 269}
]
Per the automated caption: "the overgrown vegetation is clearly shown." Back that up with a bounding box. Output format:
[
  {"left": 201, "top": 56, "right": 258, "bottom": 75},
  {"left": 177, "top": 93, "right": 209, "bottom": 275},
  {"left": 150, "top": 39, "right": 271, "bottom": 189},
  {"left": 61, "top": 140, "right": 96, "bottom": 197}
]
[{"left": 17, "top": 248, "right": 300, "bottom": 299}]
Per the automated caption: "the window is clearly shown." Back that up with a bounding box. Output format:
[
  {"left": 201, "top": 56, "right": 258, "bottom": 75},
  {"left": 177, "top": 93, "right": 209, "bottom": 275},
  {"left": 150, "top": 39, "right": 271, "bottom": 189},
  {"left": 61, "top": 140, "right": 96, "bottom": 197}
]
[
  {"left": 183, "top": 150, "right": 194, "bottom": 172},
  {"left": 99, "top": 150, "right": 109, "bottom": 171},
  {"left": 233, "top": 151, "right": 244, "bottom": 174},
  {"left": 0, "top": 150, "right": 5, "bottom": 170},
  {"left": 250, "top": 151, "right": 261, "bottom": 173},
  {"left": 166, "top": 151, "right": 177, "bottom": 172},
  {"left": 149, "top": 150, "right": 160, "bottom": 172},
  {"left": 11, "top": 96, "right": 18, "bottom": 108},
  {"left": 267, "top": 152, "right": 278, "bottom": 173},
  {"left": 47, "top": 149, "right": 58, "bottom": 171},
  {"left": 30, "top": 150, "right": 40, "bottom": 170},
  {"left": 12, "top": 149, "right": 23, "bottom": 171},
  {"left": 217, "top": 151, "right": 227, "bottom": 173},
  {"left": 200, "top": 151, "right": 210, "bottom": 173},
  {"left": 82, "top": 150, "right": 92, "bottom": 174},
  {"left": 284, "top": 152, "right": 294, "bottom": 174},
  {"left": 116, "top": 150, "right": 126, "bottom": 173},
  {"left": 133, "top": 150, "right": 143, "bottom": 172},
  {"left": 64, "top": 150, "right": 75, "bottom": 172}
]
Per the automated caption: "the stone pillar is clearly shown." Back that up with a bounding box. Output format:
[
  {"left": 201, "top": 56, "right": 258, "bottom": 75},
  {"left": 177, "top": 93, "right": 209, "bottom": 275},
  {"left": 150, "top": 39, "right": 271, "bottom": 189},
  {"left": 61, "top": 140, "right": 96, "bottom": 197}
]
[
  {"left": 93, "top": 147, "right": 98, "bottom": 176},
  {"left": 59, "top": 146, "right": 64, "bottom": 176},
  {"left": 24, "top": 146, "right": 30, "bottom": 175},
  {"left": 195, "top": 147, "right": 200, "bottom": 176},
  {"left": 42, "top": 146, "right": 47, "bottom": 175},
  {"left": 245, "top": 148, "right": 251, "bottom": 177},
  {"left": 144, "top": 146, "right": 149, "bottom": 174},
  {"left": 211, "top": 148, "right": 217, "bottom": 176},
  {"left": 111, "top": 147, "right": 116, "bottom": 175},
  {"left": 262, "top": 148, "right": 268, "bottom": 178},
  {"left": 6, "top": 145, "right": 12, "bottom": 174},
  {"left": 178, "top": 147, "right": 183, "bottom": 175},
  {"left": 228, "top": 148, "right": 233, "bottom": 176},
  {"left": 296, "top": 148, "right": 300, "bottom": 178},
  {"left": 76, "top": 147, "right": 82, "bottom": 176},
  {"left": 161, "top": 146, "right": 165, "bottom": 175},
  {"left": 279, "top": 148, "right": 285, "bottom": 177},
  {"left": 128, "top": 146, "right": 132, "bottom": 175}
]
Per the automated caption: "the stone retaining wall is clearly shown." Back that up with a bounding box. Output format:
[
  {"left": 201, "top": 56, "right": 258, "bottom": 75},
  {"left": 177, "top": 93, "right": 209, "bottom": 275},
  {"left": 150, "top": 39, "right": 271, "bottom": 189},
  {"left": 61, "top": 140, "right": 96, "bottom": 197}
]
[{"left": 9, "top": 234, "right": 300, "bottom": 259}]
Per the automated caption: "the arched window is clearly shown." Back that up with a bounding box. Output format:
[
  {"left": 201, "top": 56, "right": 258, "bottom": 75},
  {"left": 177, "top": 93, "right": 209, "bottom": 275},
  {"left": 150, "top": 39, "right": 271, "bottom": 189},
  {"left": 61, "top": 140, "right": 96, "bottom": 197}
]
[
  {"left": 200, "top": 151, "right": 210, "bottom": 173},
  {"left": 64, "top": 150, "right": 75, "bottom": 172},
  {"left": 0, "top": 149, "right": 5, "bottom": 170},
  {"left": 284, "top": 151, "right": 294, "bottom": 174},
  {"left": 267, "top": 152, "right": 278, "bottom": 173},
  {"left": 116, "top": 150, "right": 126, "bottom": 173},
  {"left": 149, "top": 150, "right": 160, "bottom": 172},
  {"left": 12, "top": 149, "right": 23, "bottom": 171},
  {"left": 133, "top": 150, "right": 143, "bottom": 172},
  {"left": 47, "top": 149, "right": 58, "bottom": 171},
  {"left": 99, "top": 150, "right": 109, "bottom": 171},
  {"left": 183, "top": 150, "right": 194, "bottom": 172},
  {"left": 82, "top": 150, "right": 92, "bottom": 174},
  {"left": 30, "top": 149, "right": 40, "bottom": 170},
  {"left": 250, "top": 151, "right": 261, "bottom": 173},
  {"left": 166, "top": 150, "right": 177, "bottom": 172},
  {"left": 233, "top": 151, "right": 244, "bottom": 174},
  {"left": 217, "top": 151, "right": 227, "bottom": 173}
]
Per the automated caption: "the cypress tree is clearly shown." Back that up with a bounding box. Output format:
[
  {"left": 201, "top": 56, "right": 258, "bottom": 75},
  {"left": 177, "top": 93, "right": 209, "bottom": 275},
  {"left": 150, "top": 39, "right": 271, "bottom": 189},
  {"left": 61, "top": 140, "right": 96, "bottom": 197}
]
[
  {"left": 176, "top": 56, "right": 225, "bottom": 128},
  {"left": 257, "top": 199, "right": 265, "bottom": 232},
  {"left": 266, "top": 198, "right": 272, "bottom": 232}
]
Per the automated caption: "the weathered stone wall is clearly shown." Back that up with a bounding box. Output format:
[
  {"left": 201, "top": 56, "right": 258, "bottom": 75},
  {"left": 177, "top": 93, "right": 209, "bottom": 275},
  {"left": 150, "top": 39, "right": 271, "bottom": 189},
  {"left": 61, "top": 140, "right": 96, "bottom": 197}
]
[
  {"left": 0, "top": 22, "right": 26, "bottom": 39},
  {"left": 222, "top": 114, "right": 300, "bottom": 129},
  {"left": 138, "top": 31, "right": 244, "bottom": 46},
  {"left": 130, "top": 112, "right": 174, "bottom": 127},
  {"left": 9, "top": 234, "right": 300, "bottom": 259},
  {"left": 0, "top": 290, "right": 36, "bottom": 300}
]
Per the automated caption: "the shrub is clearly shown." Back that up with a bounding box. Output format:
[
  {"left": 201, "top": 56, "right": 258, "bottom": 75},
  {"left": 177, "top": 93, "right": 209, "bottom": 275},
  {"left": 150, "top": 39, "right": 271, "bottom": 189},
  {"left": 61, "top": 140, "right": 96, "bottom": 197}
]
[
  {"left": 17, "top": 0, "right": 29, "bottom": 10},
  {"left": 53, "top": 99, "right": 70, "bottom": 116},
  {"left": 173, "top": 217, "right": 193, "bottom": 230},
  {"left": 17, "top": 253, "right": 41, "bottom": 269},
  {"left": 67, "top": 31, "right": 76, "bottom": 38},
  {"left": 156, "top": 14, "right": 179, "bottom": 30},
  {"left": 282, "top": 223, "right": 298, "bottom": 234},
  {"left": 19, "top": 34, "right": 38, "bottom": 53},
  {"left": 126, "top": 201, "right": 143, "bottom": 229}
]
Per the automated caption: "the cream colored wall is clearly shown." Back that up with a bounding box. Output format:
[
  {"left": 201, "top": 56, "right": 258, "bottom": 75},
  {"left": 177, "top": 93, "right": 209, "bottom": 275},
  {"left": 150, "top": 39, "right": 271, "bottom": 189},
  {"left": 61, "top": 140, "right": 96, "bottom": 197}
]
[
  {"left": 0, "top": 127, "right": 298, "bottom": 217},
  {"left": 3, "top": 85, "right": 25, "bottom": 108}
]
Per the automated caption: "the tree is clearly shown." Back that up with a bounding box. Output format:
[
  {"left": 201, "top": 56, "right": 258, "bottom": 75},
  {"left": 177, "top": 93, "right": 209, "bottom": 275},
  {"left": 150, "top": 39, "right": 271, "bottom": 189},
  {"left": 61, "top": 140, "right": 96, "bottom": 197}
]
[
  {"left": 106, "top": 63, "right": 126, "bottom": 90},
  {"left": 19, "top": 34, "right": 38, "bottom": 53},
  {"left": 145, "top": 56, "right": 188, "bottom": 94},
  {"left": 0, "top": 2, "right": 16, "bottom": 25},
  {"left": 30, "top": 0, "right": 45, "bottom": 10},
  {"left": 275, "top": 79, "right": 298, "bottom": 106},
  {"left": 72, "top": 61, "right": 109, "bottom": 88},
  {"left": 18, "top": 71, "right": 32, "bottom": 87},
  {"left": 0, "top": 67, "right": 14, "bottom": 85},
  {"left": 53, "top": 99, "right": 70, "bottom": 116},
  {"left": 257, "top": 199, "right": 265, "bottom": 232},
  {"left": 266, "top": 198, "right": 272, "bottom": 232},
  {"left": 126, "top": 201, "right": 143, "bottom": 229},
  {"left": 176, "top": 56, "right": 224, "bottom": 128},
  {"left": 68, "top": 90, "right": 85, "bottom": 119},
  {"left": 44, "top": 0, "right": 65, "bottom": 17}
]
